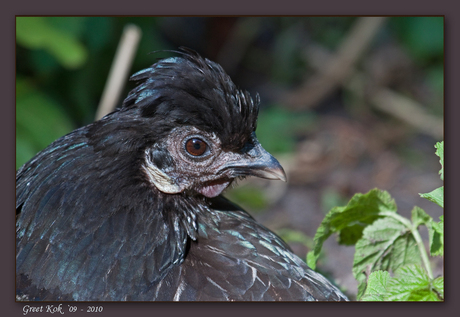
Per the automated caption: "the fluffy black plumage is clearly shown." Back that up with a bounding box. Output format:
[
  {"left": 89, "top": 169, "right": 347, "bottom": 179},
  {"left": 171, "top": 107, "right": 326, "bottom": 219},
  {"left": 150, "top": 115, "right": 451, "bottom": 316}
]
[{"left": 16, "top": 48, "right": 348, "bottom": 301}]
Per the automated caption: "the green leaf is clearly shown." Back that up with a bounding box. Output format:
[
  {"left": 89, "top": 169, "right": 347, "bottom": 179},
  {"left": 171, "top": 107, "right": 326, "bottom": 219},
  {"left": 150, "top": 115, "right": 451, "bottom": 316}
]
[
  {"left": 419, "top": 187, "right": 443, "bottom": 208},
  {"left": 338, "top": 223, "right": 366, "bottom": 246},
  {"left": 419, "top": 141, "right": 443, "bottom": 206},
  {"left": 353, "top": 217, "right": 421, "bottom": 299},
  {"left": 386, "top": 265, "right": 442, "bottom": 301},
  {"left": 307, "top": 189, "right": 397, "bottom": 269},
  {"left": 432, "top": 276, "right": 444, "bottom": 299},
  {"left": 306, "top": 252, "right": 317, "bottom": 270},
  {"left": 16, "top": 17, "right": 88, "bottom": 69},
  {"left": 435, "top": 141, "right": 443, "bottom": 181},
  {"left": 361, "top": 270, "right": 390, "bottom": 301},
  {"left": 411, "top": 206, "right": 432, "bottom": 227},
  {"left": 427, "top": 216, "right": 444, "bottom": 257}
]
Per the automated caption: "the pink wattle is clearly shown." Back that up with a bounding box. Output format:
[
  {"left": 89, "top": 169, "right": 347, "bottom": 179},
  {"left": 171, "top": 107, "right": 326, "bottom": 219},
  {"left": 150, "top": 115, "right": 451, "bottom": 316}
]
[{"left": 197, "top": 180, "right": 231, "bottom": 198}]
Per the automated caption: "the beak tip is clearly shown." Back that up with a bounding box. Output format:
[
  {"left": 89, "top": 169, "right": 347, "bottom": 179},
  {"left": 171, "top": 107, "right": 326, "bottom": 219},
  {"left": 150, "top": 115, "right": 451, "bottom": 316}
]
[
  {"left": 259, "top": 165, "right": 287, "bottom": 183},
  {"left": 222, "top": 139, "right": 289, "bottom": 183},
  {"left": 278, "top": 170, "right": 288, "bottom": 183}
]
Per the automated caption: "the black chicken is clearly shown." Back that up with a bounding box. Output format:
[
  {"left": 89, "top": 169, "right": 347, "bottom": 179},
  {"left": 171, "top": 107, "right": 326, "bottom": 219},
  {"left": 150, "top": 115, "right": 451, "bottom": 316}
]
[{"left": 16, "top": 48, "right": 348, "bottom": 301}]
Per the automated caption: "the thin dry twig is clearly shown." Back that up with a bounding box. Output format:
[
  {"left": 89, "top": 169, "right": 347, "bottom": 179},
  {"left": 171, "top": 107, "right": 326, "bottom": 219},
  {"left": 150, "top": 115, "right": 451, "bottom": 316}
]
[
  {"left": 370, "top": 88, "right": 443, "bottom": 139},
  {"left": 293, "top": 20, "right": 443, "bottom": 140},
  {"left": 95, "top": 24, "right": 142, "bottom": 121},
  {"left": 286, "top": 17, "right": 387, "bottom": 109}
]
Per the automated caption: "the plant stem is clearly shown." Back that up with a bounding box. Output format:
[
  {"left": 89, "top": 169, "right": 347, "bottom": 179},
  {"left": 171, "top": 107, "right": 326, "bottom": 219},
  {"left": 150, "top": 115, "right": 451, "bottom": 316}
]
[
  {"left": 411, "top": 224, "right": 433, "bottom": 280},
  {"left": 380, "top": 211, "right": 433, "bottom": 279}
]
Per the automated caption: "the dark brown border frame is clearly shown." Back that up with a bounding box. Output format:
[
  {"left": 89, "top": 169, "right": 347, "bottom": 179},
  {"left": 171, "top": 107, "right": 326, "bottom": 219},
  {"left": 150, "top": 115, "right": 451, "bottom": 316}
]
[{"left": 4, "top": 1, "right": 457, "bottom": 316}]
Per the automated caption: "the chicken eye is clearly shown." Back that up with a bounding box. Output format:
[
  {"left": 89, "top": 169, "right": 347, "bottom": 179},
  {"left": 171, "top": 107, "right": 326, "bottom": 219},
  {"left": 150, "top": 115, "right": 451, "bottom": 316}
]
[{"left": 185, "top": 138, "right": 208, "bottom": 156}]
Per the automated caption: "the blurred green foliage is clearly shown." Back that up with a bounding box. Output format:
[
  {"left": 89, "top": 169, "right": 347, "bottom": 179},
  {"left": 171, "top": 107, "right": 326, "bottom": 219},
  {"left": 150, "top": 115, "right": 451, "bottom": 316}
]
[
  {"left": 275, "top": 228, "right": 314, "bottom": 250},
  {"left": 390, "top": 17, "right": 443, "bottom": 65},
  {"left": 16, "top": 17, "right": 170, "bottom": 168},
  {"left": 16, "top": 78, "right": 76, "bottom": 169},
  {"left": 16, "top": 17, "right": 88, "bottom": 69},
  {"left": 16, "top": 16, "right": 443, "bottom": 171},
  {"left": 390, "top": 17, "right": 444, "bottom": 112},
  {"left": 256, "top": 105, "right": 316, "bottom": 154},
  {"left": 225, "top": 184, "right": 269, "bottom": 212},
  {"left": 321, "top": 187, "right": 348, "bottom": 214}
]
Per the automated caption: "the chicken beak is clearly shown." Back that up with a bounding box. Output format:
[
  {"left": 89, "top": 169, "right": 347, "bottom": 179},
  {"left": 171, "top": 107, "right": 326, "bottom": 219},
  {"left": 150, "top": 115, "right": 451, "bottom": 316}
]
[
  {"left": 243, "top": 146, "right": 287, "bottom": 182},
  {"left": 220, "top": 136, "right": 287, "bottom": 182}
]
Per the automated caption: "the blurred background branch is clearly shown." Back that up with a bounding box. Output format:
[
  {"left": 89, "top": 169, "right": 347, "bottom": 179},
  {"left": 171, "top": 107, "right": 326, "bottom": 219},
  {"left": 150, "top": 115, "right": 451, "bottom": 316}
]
[
  {"left": 285, "top": 17, "right": 387, "bottom": 109},
  {"left": 95, "top": 24, "right": 141, "bottom": 120}
]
